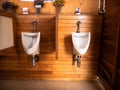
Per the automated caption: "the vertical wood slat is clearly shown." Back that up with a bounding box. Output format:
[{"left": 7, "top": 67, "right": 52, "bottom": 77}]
[
  {"left": 98, "top": 0, "right": 120, "bottom": 89},
  {"left": 115, "top": 11, "right": 120, "bottom": 90},
  {"left": 55, "top": 8, "right": 59, "bottom": 59}
]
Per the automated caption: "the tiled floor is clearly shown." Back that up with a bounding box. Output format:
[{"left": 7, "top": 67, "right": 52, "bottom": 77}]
[{"left": 0, "top": 80, "right": 106, "bottom": 90}]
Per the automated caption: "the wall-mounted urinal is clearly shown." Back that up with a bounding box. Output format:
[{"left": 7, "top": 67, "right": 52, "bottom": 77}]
[
  {"left": 21, "top": 32, "right": 40, "bottom": 55},
  {"left": 21, "top": 32, "right": 40, "bottom": 66},
  {"left": 72, "top": 32, "right": 91, "bottom": 67},
  {"left": 72, "top": 32, "right": 91, "bottom": 55}
]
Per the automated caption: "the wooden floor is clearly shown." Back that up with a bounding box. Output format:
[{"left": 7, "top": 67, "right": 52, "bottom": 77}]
[{"left": 0, "top": 80, "right": 106, "bottom": 90}]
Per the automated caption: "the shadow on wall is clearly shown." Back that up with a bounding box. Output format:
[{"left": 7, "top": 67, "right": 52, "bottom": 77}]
[{"left": 64, "top": 35, "right": 73, "bottom": 55}]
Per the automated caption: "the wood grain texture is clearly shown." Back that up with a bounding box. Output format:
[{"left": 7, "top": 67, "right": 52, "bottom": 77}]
[
  {"left": 57, "top": 14, "right": 102, "bottom": 80},
  {"left": 0, "top": 0, "right": 98, "bottom": 15},
  {"left": 98, "top": 0, "right": 120, "bottom": 89},
  {"left": 0, "top": 14, "right": 102, "bottom": 81}
]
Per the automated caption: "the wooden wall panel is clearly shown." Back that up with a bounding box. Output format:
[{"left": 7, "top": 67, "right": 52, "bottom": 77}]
[
  {"left": 116, "top": 37, "right": 120, "bottom": 89},
  {"left": 57, "top": 14, "right": 102, "bottom": 79},
  {"left": 0, "top": 14, "right": 56, "bottom": 80},
  {"left": 16, "top": 15, "right": 56, "bottom": 58},
  {"left": 0, "top": 14, "right": 102, "bottom": 81},
  {"left": 0, "top": 0, "right": 98, "bottom": 15},
  {"left": 98, "top": 0, "right": 120, "bottom": 89}
]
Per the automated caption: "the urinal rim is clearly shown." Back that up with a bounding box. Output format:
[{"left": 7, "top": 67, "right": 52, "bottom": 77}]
[
  {"left": 22, "top": 32, "right": 39, "bottom": 37},
  {"left": 72, "top": 32, "right": 90, "bottom": 36}
]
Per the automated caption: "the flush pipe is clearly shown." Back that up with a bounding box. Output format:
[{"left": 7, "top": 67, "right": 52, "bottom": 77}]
[
  {"left": 31, "top": 20, "right": 39, "bottom": 66},
  {"left": 74, "top": 21, "right": 82, "bottom": 68},
  {"left": 32, "top": 55, "right": 35, "bottom": 66},
  {"left": 76, "top": 21, "right": 81, "bottom": 33},
  {"left": 77, "top": 55, "right": 81, "bottom": 68},
  {"left": 98, "top": 0, "right": 106, "bottom": 14},
  {"left": 32, "top": 20, "right": 37, "bottom": 32},
  {"left": 74, "top": 55, "right": 81, "bottom": 68},
  {"left": 32, "top": 55, "right": 39, "bottom": 66}
]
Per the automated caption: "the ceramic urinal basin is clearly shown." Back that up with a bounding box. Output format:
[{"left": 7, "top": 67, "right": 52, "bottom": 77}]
[
  {"left": 21, "top": 32, "right": 40, "bottom": 55},
  {"left": 72, "top": 32, "right": 91, "bottom": 55}
]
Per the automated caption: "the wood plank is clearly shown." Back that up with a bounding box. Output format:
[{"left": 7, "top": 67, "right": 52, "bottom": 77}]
[{"left": 98, "top": 0, "right": 120, "bottom": 89}]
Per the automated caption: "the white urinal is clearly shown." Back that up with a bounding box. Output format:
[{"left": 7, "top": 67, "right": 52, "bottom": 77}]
[
  {"left": 21, "top": 32, "right": 40, "bottom": 55},
  {"left": 72, "top": 32, "right": 91, "bottom": 55}
]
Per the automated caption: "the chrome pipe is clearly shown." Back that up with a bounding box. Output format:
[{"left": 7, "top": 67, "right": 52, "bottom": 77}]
[
  {"left": 32, "top": 55, "right": 35, "bottom": 66},
  {"left": 32, "top": 55, "right": 39, "bottom": 66},
  {"left": 76, "top": 21, "right": 81, "bottom": 33},
  {"left": 74, "top": 55, "right": 81, "bottom": 68},
  {"left": 32, "top": 20, "right": 37, "bottom": 32}
]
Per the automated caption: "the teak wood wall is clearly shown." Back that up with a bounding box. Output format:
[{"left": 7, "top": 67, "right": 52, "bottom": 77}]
[
  {"left": 57, "top": 14, "right": 102, "bottom": 80},
  {"left": 98, "top": 0, "right": 120, "bottom": 89},
  {"left": 116, "top": 35, "right": 120, "bottom": 90},
  {"left": 0, "top": 14, "right": 102, "bottom": 80}
]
